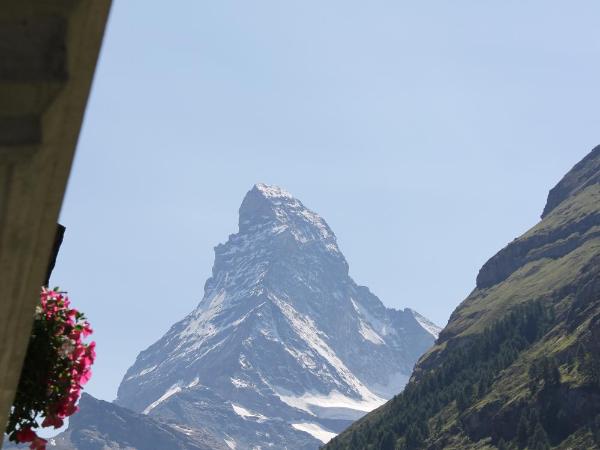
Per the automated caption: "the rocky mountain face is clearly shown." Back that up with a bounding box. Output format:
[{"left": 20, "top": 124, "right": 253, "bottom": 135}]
[
  {"left": 3, "top": 394, "right": 228, "bottom": 450},
  {"left": 113, "top": 183, "right": 438, "bottom": 449},
  {"left": 326, "top": 146, "right": 600, "bottom": 450}
]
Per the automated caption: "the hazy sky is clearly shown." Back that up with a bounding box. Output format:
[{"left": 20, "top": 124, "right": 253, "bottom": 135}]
[{"left": 52, "top": 1, "right": 600, "bottom": 401}]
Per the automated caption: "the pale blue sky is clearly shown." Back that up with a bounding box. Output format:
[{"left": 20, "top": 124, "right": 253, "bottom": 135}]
[{"left": 53, "top": 1, "right": 599, "bottom": 401}]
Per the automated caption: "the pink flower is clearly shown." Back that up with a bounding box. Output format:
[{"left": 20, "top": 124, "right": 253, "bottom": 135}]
[
  {"left": 82, "top": 324, "right": 93, "bottom": 337},
  {"left": 29, "top": 436, "right": 48, "bottom": 450},
  {"left": 72, "top": 345, "right": 85, "bottom": 360},
  {"left": 80, "top": 369, "right": 93, "bottom": 385},
  {"left": 55, "top": 399, "right": 78, "bottom": 417},
  {"left": 87, "top": 341, "right": 97, "bottom": 359},
  {"left": 41, "top": 415, "right": 64, "bottom": 429},
  {"left": 10, "top": 288, "right": 95, "bottom": 443},
  {"left": 15, "top": 427, "right": 36, "bottom": 442}
]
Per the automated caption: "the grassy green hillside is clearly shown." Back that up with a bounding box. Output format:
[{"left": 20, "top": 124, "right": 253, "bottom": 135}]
[{"left": 324, "top": 147, "right": 600, "bottom": 450}]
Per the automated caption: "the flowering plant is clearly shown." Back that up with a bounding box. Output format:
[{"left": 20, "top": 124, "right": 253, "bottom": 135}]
[{"left": 6, "top": 288, "right": 95, "bottom": 450}]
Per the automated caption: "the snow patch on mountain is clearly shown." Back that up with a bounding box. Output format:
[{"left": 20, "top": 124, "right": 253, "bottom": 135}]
[
  {"left": 271, "top": 293, "right": 383, "bottom": 400},
  {"left": 143, "top": 384, "right": 182, "bottom": 414},
  {"left": 188, "top": 377, "right": 200, "bottom": 388},
  {"left": 231, "top": 404, "right": 268, "bottom": 422},
  {"left": 350, "top": 298, "right": 388, "bottom": 337},
  {"left": 358, "top": 321, "right": 385, "bottom": 345},
  {"left": 224, "top": 436, "right": 237, "bottom": 449},
  {"left": 255, "top": 183, "right": 293, "bottom": 199},
  {"left": 291, "top": 423, "right": 337, "bottom": 443},
  {"left": 125, "top": 364, "right": 157, "bottom": 380},
  {"left": 230, "top": 377, "right": 252, "bottom": 389},
  {"left": 410, "top": 309, "right": 442, "bottom": 339},
  {"left": 275, "top": 388, "right": 386, "bottom": 420}
]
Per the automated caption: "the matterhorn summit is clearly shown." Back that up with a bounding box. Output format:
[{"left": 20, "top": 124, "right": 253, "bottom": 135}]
[{"left": 116, "top": 183, "right": 438, "bottom": 449}]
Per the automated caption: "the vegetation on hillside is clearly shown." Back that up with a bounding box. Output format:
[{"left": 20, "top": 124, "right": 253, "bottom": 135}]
[
  {"left": 325, "top": 293, "right": 600, "bottom": 449},
  {"left": 325, "top": 148, "right": 600, "bottom": 450}
]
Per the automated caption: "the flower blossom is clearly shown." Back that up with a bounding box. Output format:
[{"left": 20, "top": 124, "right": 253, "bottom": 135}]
[{"left": 8, "top": 288, "right": 95, "bottom": 450}]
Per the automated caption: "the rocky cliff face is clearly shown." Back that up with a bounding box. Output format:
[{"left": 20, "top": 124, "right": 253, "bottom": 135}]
[
  {"left": 475, "top": 146, "right": 600, "bottom": 291},
  {"left": 542, "top": 145, "right": 600, "bottom": 218},
  {"left": 114, "top": 183, "right": 437, "bottom": 449},
  {"left": 326, "top": 147, "right": 600, "bottom": 450}
]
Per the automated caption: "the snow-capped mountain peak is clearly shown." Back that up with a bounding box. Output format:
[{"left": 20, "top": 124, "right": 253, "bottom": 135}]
[
  {"left": 238, "top": 183, "right": 339, "bottom": 251},
  {"left": 116, "top": 184, "right": 437, "bottom": 449}
]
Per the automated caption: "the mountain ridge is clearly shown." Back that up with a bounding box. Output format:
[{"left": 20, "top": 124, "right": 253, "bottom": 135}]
[
  {"left": 325, "top": 147, "right": 600, "bottom": 450},
  {"left": 542, "top": 145, "right": 600, "bottom": 218}
]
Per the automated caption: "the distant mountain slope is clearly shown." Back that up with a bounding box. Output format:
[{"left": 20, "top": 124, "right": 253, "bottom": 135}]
[
  {"left": 325, "top": 146, "right": 600, "bottom": 450},
  {"left": 407, "top": 309, "right": 442, "bottom": 340},
  {"left": 3, "top": 394, "right": 227, "bottom": 450},
  {"left": 115, "top": 183, "right": 437, "bottom": 449}
]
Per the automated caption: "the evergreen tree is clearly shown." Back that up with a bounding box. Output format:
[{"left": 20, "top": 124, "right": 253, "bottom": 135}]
[
  {"left": 583, "top": 351, "right": 600, "bottom": 387},
  {"left": 433, "top": 416, "right": 443, "bottom": 434},
  {"left": 456, "top": 387, "right": 469, "bottom": 411},
  {"left": 575, "top": 343, "right": 586, "bottom": 362},
  {"left": 593, "top": 415, "right": 600, "bottom": 444},
  {"left": 517, "top": 412, "right": 530, "bottom": 447},
  {"left": 529, "top": 361, "right": 542, "bottom": 393},
  {"left": 529, "top": 422, "right": 550, "bottom": 450},
  {"left": 404, "top": 424, "right": 424, "bottom": 450},
  {"left": 349, "top": 431, "right": 359, "bottom": 449},
  {"left": 543, "top": 358, "right": 561, "bottom": 388},
  {"left": 380, "top": 431, "right": 396, "bottom": 450}
]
